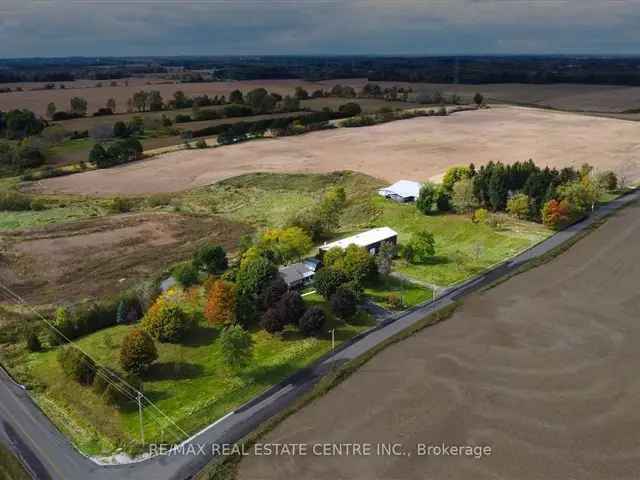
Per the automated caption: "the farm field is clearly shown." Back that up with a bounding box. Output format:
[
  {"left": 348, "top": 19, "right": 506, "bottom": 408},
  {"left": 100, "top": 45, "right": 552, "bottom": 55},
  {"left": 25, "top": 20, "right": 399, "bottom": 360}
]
[
  {"left": 0, "top": 212, "right": 250, "bottom": 304},
  {"left": 31, "top": 106, "right": 640, "bottom": 197},
  {"left": 0, "top": 78, "right": 356, "bottom": 116},
  {"left": 237, "top": 197, "right": 640, "bottom": 480}
]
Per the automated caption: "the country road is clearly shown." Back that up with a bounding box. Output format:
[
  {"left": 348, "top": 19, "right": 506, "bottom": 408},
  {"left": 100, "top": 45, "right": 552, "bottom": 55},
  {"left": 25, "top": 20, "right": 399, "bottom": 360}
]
[{"left": 1, "top": 189, "right": 638, "bottom": 480}]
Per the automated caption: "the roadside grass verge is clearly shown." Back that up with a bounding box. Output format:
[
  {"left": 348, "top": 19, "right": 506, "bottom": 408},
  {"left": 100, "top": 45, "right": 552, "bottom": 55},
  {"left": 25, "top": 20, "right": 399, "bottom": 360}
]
[
  {"left": 195, "top": 302, "right": 459, "bottom": 480},
  {"left": 23, "top": 292, "right": 375, "bottom": 456},
  {"left": 364, "top": 275, "right": 432, "bottom": 309}
]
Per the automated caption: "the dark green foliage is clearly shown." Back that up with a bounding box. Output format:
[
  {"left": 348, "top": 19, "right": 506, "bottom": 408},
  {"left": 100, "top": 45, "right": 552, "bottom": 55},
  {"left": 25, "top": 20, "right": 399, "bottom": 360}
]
[
  {"left": 236, "top": 256, "right": 277, "bottom": 297},
  {"left": 229, "top": 90, "right": 244, "bottom": 104},
  {"left": 235, "top": 293, "right": 258, "bottom": 328},
  {"left": 434, "top": 186, "right": 451, "bottom": 212},
  {"left": 223, "top": 104, "right": 254, "bottom": 117},
  {"left": 93, "top": 138, "right": 143, "bottom": 168},
  {"left": 298, "top": 307, "right": 326, "bottom": 336},
  {"left": 25, "top": 331, "right": 42, "bottom": 352},
  {"left": 260, "top": 307, "right": 286, "bottom": 334},
  {"left": 3, "top": 109, "right": 45, "bottom": 139},
  {"left": 473, "top": 92, "right": 484, "bottom": 105},
  {"left": 112, "top": 121, "right": 130, "bottom": 138},
  {"left": 260, "top": 276, "right": 288, "bottom": 310},
  {"left": 338, "top": 102, "right": 362, "bottom": 117},
  {"left": 0, "top": 192, "right": 32, "bottom": 211},
  {"left": 488, "top": 164, "right": 508, "bottom": 211},
  {"left": 173, "top": 263, "right": 199, "bottom": 287},
  {"left": 276, "top": 291, "right": 306, "bottom": 325},
  {"left": 193, "top": 244, "right": 228, "bottom": 274},
  {"left": 416, "top": 182, "right": 437, "bottom": 214},
  {"left": 314, "top": 267, "right": 348, "bottom": 300},
  {"left": 330, "top": 287, "right": 357, "bottom": 320},
  {"left": 57, "top": 347, "right": 96, "bottom": 386}
]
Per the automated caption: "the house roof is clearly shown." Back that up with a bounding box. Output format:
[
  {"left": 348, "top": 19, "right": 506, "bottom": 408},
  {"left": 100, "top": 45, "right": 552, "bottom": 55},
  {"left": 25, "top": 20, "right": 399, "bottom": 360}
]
[
  {"left": 378, "top": 180, "right": 422, "bottom": 199},
  {"left": 319, "top": 227, "right": 398, "bottom": 251},
  {"left": 278, "top": 262, "right": 316, "bottom": 285}
]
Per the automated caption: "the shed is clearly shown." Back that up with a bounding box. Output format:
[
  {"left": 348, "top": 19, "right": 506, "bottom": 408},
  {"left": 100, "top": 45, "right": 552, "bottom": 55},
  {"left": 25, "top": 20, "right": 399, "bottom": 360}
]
[{"left": 378, "top": 180, "right": 422, "bottom": 203}]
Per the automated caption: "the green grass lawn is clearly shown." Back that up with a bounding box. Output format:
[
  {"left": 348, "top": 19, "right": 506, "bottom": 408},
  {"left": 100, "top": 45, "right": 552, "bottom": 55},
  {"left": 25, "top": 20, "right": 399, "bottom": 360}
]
[
  {"left": 25, "top": 294, "right": 375, "bottom": 456},
  {"left": 0, "top": 202, "right": 106, "bottom": 230},
  {"left": 369, "top": 197, "right": 551, "bottom": 287},
  {"left": 364, "top": 275, "right": 433, "bottom": 310},
  {"left": 0, "top": 444, "right": 30, "bottom": 480}
]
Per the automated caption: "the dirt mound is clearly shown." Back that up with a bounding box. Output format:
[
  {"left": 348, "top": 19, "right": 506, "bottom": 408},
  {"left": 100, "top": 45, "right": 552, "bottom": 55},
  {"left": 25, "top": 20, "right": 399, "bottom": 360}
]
[
  {"left": 32, "top": 106, "right": 640, "bottom": 197},
  {"left": 0, "top": 213, "right": 250, "bottom": 305}
]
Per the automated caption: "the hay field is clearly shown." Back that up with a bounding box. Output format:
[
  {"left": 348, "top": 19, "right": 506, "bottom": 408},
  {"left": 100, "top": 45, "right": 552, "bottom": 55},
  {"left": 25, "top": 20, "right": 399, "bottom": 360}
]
[
  {"left": 0, "top": 78, "right": 352, "bottom": 116},
  {"left": 32, "top": 106, "right": 640, "bottom": 197}
]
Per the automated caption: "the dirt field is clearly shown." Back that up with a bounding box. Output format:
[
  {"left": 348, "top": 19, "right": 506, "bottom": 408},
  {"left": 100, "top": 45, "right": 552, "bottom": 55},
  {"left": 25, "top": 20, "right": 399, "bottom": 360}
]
[
  {"left": 32, "top": 106, "right": 640, "bottom": 196},
  {"left": 0, "top": 213, "right": 249, "bottom": 304},
  {"left": 238, "top": 198, "right": 640, "bottom": 480},
  {"left": 0, "top": 78, "right": 352, "bottom": 116}
]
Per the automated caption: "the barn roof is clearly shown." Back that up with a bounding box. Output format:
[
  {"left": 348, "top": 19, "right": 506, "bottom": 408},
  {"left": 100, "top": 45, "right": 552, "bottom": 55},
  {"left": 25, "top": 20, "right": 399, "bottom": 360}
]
[
  {"left": 319, "top": 227, "right": 398, "bottom": 251},
  {"left": 378, "top": 180, "right": 422, "bottom": 199}
]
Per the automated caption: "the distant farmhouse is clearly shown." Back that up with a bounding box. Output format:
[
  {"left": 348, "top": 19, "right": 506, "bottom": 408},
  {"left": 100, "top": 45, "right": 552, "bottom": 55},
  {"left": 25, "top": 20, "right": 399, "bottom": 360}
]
[
  {"left": 279, "top": 227, "right": 398, "bottom": 288},
  {"left": 378, "top": 180, "right": 422, "bottom": 203},
  {"left": 278, "top": 258, "right": 321, "bottom": 289}
]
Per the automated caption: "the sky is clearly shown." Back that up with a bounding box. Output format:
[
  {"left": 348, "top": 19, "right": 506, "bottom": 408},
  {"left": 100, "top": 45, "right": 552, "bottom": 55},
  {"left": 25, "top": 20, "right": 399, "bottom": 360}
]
[{"left": 1, "top": 0, "right": 640, "bottom": 58}]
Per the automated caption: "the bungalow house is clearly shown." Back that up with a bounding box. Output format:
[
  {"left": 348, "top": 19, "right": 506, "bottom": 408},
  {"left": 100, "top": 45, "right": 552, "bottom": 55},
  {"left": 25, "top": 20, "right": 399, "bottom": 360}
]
[
  {"left": 378, "top": 180, "right": 422, "bottom": 203},
  {"left": 278, "top": 258, "right": 321, "bottom": 289},
  {"left": 318, "top": 227, "right": 398, "bottom": 257}
]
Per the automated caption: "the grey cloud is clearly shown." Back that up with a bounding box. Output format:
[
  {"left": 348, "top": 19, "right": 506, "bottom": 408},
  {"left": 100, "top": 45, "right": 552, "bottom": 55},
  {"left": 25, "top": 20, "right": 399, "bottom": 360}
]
[{"left": 1, "top": 0, "right": 640, "bottom": 57}]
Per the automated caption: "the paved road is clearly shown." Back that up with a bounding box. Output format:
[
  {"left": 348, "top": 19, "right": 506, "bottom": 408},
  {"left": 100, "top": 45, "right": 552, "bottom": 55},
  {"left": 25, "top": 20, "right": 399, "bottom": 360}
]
[{"left": 1, "top": 189, "right": 638, "bottom": 480}]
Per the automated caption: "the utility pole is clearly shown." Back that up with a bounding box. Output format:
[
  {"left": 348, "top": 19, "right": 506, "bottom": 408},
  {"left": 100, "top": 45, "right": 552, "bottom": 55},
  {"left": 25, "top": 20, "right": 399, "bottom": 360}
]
[
  {"left": 137, "top": 392, "right": 145, "bottom": 444},
  {"left": 330, "top": 329, "right": 335, "bottom": 351}
]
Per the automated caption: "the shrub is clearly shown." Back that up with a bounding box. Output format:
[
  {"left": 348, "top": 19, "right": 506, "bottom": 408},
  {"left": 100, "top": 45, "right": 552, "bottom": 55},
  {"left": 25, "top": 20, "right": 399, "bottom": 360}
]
[
  {"left": 276, "top": 291, "right": 306, "bottom": 325},
  {"left": 95, "top": 368, "right": 143, "bottom": 406},
  {"left": 235, "top": 292, "right": 258, "bottom": 328},
  {"left": 451, "top": 178, "right": 478, "bottom": 213},
  {"left": 193, "top": 244, "right": 228, "bottom": 274},
  {"left": 0, "top": 192, "right": 32, "bottom": 211},
  {"left": 416, "top": 182, "right": 437, "bottom": 214},
  {"left": 330, "top": 287, "right": 357, "bottom": 320},
  {"left": 25, "top": 331, "right": 42, "bottom": 352},
  {"left": 404, "top": 231, "right": 436, "bottom": 264},
  {"left": 314, "top": 267, "right": 348, "bottom": 300},
  {"left": 298, "top": 307, "right": 326, "bottom": 336},
  {"left": 30, "top": 198, "right": 47, "bottom": 211},
  {"left": 597, "top": 171, "right": 618, "bottom": 191},
  {"left": 204, "top": 280, "right": 237, "bottom": 326},
  {"left": 443, "top": 166, "right": 471, "bottom": 192},
  {"left": 142, "top": 298, "right": 192, "bottom": 343},
  {"left": 195, "top": 139, "right": 208, "bottom": 149},
  {"left": 107, "top": 196, "right": 134, "bottom": 213},
  {"left": 506, "top": 193, "right": 531, "bottom": 220},
  {"left": 219, "top": 325, "right": 253, "bottom": 370},
  {"left": 172, "top": 263, "right": 199, "bottom": 288},
  {"left": 386, "top": 293, "right": 404, "bottom": 310},
  {"left": 338, "top": 102, "right": 362, "bottom": 117},
  {"left": 434, "top": 186, "right": 451, "bottom": 212},
  {"left": 472, "top": 208, "right": 488, "bottom": 224},
  {"left": 146, "top": 193, "right": 172, "bottom": 207},
  {"left": 120, "top": 329, "right": 158, "bottom": 375},
  {"left": 57, "top": 347, "right": 96, "bottom": 386},
  {"left": 49, "top": 306, "right": 74, "bottom": 345},
  {"left": 260, "top": 308, "right": 286, "bottom": 334}
]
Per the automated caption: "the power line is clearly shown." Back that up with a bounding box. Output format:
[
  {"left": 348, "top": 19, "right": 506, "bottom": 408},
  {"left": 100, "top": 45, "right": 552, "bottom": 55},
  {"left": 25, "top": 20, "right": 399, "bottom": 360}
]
[{"left": 0, "top": 279, "right": 189, "bottom": 441}]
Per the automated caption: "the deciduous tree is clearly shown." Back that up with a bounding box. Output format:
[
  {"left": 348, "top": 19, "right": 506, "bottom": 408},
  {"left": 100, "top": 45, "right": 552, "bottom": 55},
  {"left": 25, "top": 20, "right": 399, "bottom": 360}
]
[{"left": 205, "top": 280, "right": 237, "bottom": 326}]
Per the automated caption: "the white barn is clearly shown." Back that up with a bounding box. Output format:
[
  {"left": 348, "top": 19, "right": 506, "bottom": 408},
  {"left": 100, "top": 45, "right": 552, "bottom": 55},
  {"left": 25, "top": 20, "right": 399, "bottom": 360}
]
[{"left": 378, "top": 180, "right": 422, "bottom": 203}]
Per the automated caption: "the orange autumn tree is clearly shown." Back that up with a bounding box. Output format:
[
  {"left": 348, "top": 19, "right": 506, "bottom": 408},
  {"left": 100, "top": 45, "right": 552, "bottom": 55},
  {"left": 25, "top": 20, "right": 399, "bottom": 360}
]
[
  {"left": 205, "top": 280, "right": 237, "bottom": 326},
  {"left": 542, "top": 199, "right": 571, "bottom": 230}
]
